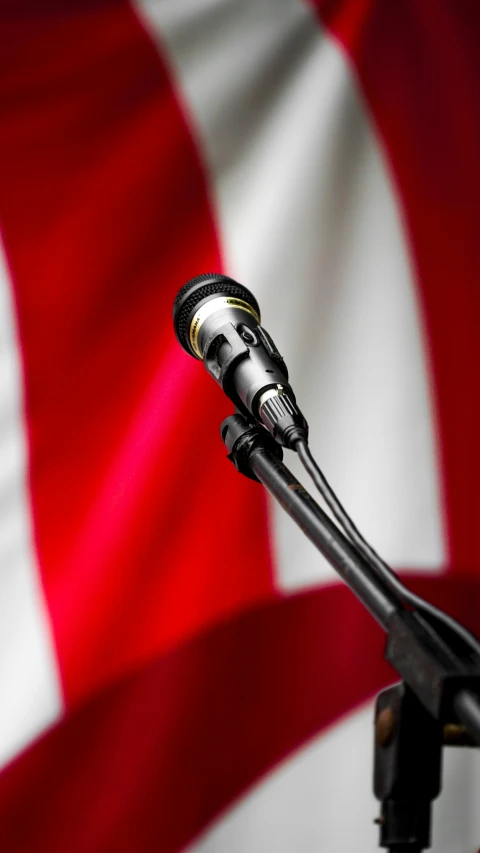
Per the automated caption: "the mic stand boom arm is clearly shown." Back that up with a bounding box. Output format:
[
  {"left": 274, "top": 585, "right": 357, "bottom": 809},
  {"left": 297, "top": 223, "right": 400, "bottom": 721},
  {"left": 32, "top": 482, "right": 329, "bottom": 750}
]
[{"left": 221, "top": 413, "right": 480, "bottom": 853}]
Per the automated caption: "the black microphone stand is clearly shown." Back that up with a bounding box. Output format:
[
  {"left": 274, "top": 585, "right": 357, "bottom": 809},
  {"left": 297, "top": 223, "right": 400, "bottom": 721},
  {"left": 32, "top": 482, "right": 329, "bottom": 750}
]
[{"left": 220, "top": 413, "right": 480, "bottom": 853}]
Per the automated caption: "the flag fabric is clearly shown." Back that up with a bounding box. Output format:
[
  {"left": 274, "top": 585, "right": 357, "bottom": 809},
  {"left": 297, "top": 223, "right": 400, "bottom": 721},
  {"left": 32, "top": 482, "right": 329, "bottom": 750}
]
[{"left": 0, "top": 0, "right": 479, "bottom": 850}]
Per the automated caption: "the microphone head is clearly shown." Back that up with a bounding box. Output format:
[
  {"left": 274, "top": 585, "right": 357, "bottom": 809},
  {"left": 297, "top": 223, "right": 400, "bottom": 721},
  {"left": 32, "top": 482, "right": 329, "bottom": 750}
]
[{"left": 173, "top": 273, "right": 261, "bottom": 358}]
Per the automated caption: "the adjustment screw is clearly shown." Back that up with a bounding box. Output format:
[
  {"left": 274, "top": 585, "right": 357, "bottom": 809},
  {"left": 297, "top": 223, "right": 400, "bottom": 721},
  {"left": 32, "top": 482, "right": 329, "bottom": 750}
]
[{"left": 376, "top": 707, "right": 396, "bottom": 747}]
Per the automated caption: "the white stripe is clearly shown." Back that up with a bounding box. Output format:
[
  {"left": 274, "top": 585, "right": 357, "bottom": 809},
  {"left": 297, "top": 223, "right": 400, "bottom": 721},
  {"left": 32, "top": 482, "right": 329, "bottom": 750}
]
[
  {"left": 185, "top": 700, "right": 480, "bottom": 853},
  {"left": 0, "top": 245, "right": 62, "bottom": 767},
  {"left": 137, "top": 0, "right": 446, "bottom": 591}
]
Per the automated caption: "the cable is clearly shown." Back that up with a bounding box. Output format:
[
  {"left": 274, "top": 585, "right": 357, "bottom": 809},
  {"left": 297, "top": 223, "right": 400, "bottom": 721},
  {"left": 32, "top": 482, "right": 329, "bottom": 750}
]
[{"left": 296, "top": 440, "right": 480, "bottom": 657}]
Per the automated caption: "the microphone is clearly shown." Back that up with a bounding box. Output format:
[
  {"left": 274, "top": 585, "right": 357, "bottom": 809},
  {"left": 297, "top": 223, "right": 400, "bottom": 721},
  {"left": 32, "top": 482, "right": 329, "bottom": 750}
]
[{"left": 173, "top": 273, "right": 308, "bottom": 448}]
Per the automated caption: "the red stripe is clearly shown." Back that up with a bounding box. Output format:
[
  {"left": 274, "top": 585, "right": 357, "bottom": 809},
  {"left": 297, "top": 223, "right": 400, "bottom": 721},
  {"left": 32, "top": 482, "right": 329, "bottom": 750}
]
[
  {"left": 311, "top": 0, "right": 480, "bottom": 575},
  {"left": 0, "top": 1, "right": 274, "bottom": 706},
  {"left": 0, "top": 588, "right": 394, "bottom": 853},
  {"left": 0, "top": 576, "right": 476, "bottom": 853}
]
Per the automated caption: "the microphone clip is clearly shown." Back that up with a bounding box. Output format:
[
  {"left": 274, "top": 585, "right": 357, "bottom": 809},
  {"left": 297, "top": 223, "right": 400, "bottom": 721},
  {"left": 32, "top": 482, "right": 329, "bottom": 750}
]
[{"left": 220, "top": 412, "right": 283, "bottom": 482}]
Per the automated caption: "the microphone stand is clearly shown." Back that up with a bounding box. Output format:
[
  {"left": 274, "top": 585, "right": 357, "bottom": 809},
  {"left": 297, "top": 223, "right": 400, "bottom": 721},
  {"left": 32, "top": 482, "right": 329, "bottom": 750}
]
[{"left": 220, "top": 413, "right": 480, "bottom": 853}]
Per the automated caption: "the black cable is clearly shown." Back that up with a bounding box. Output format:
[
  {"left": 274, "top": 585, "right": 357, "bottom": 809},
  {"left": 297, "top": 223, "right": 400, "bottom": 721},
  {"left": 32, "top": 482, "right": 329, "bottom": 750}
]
[{"left": 296, "top": 440, "right": 480, "bottom": 657}]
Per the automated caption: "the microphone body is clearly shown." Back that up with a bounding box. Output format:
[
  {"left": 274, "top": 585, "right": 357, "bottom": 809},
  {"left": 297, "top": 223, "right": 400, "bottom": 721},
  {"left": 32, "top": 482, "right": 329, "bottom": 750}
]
[{"left": 173, "top": 274, "right": 308, "bottom": 448}]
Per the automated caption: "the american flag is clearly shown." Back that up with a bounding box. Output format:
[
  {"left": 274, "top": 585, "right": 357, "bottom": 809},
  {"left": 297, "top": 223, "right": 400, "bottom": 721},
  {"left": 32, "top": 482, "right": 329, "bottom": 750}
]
[{"left": 0, "top": 0, "right": 478, "bottom": 850}]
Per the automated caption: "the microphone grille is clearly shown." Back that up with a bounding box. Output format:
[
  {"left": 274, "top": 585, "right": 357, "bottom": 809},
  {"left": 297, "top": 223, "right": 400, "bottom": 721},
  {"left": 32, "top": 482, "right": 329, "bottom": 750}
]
[{"left": 173, "top": 273, "right": 260, "bottom": 356}]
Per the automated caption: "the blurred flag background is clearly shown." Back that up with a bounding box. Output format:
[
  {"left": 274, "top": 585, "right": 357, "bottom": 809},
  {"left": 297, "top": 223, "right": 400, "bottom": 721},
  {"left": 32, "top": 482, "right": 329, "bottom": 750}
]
[{"left": 0, "top": 0, "right": 479, "bottom": 850}]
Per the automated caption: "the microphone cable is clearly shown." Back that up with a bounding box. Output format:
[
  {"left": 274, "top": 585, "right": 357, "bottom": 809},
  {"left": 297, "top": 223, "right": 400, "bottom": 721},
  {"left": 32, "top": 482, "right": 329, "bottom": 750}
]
[{"left": 295, "top": 439, "right": 480, "bottom": 658}]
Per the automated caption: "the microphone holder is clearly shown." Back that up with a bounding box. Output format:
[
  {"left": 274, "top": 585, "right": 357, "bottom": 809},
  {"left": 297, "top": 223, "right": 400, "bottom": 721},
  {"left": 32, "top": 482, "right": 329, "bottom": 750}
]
[{"left": 220, "top": 413, "right": 480, "bottom": 853}]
